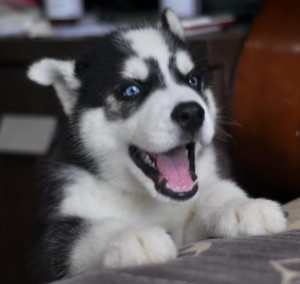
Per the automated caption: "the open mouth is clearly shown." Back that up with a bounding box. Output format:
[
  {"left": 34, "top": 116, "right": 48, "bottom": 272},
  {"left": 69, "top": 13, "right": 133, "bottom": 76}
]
[{"left": 129, "top": 143, "right": 198, "bottom": 201}]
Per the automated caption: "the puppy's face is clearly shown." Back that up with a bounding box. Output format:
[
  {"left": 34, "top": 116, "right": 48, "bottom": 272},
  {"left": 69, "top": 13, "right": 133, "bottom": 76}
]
[{"left": 28, "top": 11, "right": 217, "bottom": 203}]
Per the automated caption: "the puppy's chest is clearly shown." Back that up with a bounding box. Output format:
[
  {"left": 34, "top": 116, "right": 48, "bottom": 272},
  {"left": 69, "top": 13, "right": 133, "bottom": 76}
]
[{"left": 60, "top": 180, "right": 192, "bottom": 237}]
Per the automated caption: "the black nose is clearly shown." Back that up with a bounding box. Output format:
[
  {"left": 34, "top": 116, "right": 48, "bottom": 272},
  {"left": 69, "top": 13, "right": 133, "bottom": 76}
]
[{"left": 171, "top": 102, "right": 205, "bottom": 134}]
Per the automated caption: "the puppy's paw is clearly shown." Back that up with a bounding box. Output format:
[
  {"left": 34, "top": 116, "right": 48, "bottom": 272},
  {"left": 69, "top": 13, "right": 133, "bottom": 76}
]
[
  {"left": 213, "top": 198, "right": 287, "bottom": 237},
  {"left": 101, "top": 227, "right": 177, "bottom": 268}
]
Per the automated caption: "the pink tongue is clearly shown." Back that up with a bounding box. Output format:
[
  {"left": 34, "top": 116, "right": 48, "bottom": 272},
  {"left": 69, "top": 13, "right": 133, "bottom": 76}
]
[{"left": 153, "top": 146, "right": 194, "bottom": 192}]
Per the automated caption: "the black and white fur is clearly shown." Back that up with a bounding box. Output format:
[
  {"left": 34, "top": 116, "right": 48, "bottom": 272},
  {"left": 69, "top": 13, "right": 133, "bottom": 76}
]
[{"left": 28, "top": 10, "right": 286, "bottom": 282}]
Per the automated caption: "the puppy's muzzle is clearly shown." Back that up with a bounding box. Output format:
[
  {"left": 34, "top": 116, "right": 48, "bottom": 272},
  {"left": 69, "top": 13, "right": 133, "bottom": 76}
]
[{"left": 171, "top": 102, "right": 204, "bottom": 135}]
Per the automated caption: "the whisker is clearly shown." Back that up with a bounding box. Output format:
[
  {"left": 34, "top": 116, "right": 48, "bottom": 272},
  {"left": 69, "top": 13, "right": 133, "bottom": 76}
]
[
  {"left": 215, "top": 128, "right": 237, "bottom": 146},
  {"left": 216, "top": 113, "right": 242, "bottom": 127},
  {"left": 217, "top": 117, "right": 242, "bottom": 128}
]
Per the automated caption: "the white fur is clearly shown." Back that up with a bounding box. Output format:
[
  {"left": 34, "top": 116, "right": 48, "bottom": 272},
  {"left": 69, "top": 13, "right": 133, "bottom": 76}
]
[
  {"left": 175, "top": 50, "right": 194, "bottom": 75},
  {"left": 71, "top": 222, "right": 176, "bottom": 275},
  {"left": 126, "top": 29, "right": 169, "bottom": 61},
  {"left": 164, "top": 9, "right": 184, "bottom": 39},
  {"left": 204, "top": 88, "right": 218, "bottom": 121},
  {"left": 122, "top": 57, "right": 149, "bottom": 80},
  {"left": 60, "top": 162, "right": 192, "bottom": 245},
  {"left": 105, "top": 95, "right": 122, "bottom": 113},
  {"left": 27, "top": 59, "right": 80, "bottom": 115},
  {"left": 125, "top": 28, "right": 174, "bottom": 86}
]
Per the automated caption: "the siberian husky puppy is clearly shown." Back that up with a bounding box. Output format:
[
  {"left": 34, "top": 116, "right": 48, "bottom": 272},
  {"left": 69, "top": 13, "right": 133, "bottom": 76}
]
[{"left": 28, "top": 10, "right": 286, "bottom": 282}]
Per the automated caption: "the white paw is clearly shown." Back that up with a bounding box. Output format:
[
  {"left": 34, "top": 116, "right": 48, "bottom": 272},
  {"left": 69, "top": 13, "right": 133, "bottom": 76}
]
[
  {"left": 101, "top": 227, "right": 177, "bottom": 269},
  {"left": 213, "top": 198, "right": 287, "bottom": 237}
]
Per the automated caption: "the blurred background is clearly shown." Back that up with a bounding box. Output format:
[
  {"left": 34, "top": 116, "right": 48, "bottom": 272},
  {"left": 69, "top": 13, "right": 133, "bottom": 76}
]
[
  {"left": 0, "top": 0, "right": 299, "bottom": 284},
  {"left": 0, "top": 0, "right": 263, "bottom": 38}
]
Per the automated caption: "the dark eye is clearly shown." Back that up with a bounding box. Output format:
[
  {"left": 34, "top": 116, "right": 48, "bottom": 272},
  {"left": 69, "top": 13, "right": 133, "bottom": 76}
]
[
  {"left": 188, "top": 75, "right": 201, "bottom": 87},
  {"left": 123, "top": 85, "right": 141, "bottom": 97}
]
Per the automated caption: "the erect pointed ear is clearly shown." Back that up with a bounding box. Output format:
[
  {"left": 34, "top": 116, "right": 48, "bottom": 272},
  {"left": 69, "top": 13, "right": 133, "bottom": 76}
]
[
  {"left": 27, "top": 58, "right": 81, "bottom": 116},
  {"left": 161, "top": 9, "right": 184, "bottom": 39}
]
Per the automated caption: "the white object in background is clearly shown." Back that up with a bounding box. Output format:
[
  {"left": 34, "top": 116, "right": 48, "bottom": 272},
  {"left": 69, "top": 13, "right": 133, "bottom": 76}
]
[
  {"left": 0, "top": 114, "right": 57, "bottom": 155},
  {"left": 181, "top": 14, "right": 234, "bottom": 29},
  {"left": 159, "top": 0, "right": 200, "bottom": 18},
  {"left": 53, "top": 23, "right": 116, "bottom": 38},
  {"left": 181, "top": 14, "right": 235, "bottom": 37},
  {"left": 0, "top": 6, "right": 46, "bottom": 38},
  {"left": 44, "top": 0, "right": 84, "bottom": 21},
  {"left": 27, "top": 19, "right": 53, "bottom": 38}
]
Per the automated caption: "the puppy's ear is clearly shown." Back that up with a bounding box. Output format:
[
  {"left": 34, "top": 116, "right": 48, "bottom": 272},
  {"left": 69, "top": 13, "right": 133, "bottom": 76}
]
[
  {"left": 161, "top": 9, "right": 184, "bottom": 39},
  {"left": 27, "top": 59, "right": 80, "bottom": 116}
]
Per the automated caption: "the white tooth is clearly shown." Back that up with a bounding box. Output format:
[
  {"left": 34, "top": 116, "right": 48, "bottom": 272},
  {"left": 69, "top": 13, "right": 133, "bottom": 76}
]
[
  {"left": 140, "top": 152, "right": 156, "bottom": 169},
  {"left": 142, "top": 154, "right": 153, "bottom": 167},
  {"left": 145, "top": 155, "right": 151, "bottom": 164},
  {"left": 140, "top": 152, "right": 146, "bottom": 160}
]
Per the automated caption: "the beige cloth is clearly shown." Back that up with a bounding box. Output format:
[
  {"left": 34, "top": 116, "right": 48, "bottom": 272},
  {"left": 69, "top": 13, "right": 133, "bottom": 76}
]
[{"left": 283, "top": 198, "right": 300, "bottom": 231}]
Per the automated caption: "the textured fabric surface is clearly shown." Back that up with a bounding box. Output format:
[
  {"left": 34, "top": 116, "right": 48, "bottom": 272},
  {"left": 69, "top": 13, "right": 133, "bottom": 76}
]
[
  {"left": 283, "top": 198, "right": 300, "bottom": 231},
  {"left": 53, "top": 230, "right": 300, "bottom": 284}
]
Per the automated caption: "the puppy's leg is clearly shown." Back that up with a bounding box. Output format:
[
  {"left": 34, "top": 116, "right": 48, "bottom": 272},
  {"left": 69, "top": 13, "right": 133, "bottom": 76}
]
[
  {"left": 70, "top": 219, "right": 177, "bottom": 275},
  {"left": 34, "top": 217, "right": 87, "bottom": 282},
  {"left": 194, "top": 180, "right": 287, "bottom": 238}
]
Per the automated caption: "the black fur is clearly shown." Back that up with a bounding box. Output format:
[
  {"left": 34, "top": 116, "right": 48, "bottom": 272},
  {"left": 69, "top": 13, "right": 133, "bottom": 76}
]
[
  {"left": 33, "top": 119, "right": 98, "bottom": 283},
  {"left": 33, "top": 217, "right": 87, "bottom": 283},
  {"left": 75, "top": 32, "right": 134, "bottom": 111}
]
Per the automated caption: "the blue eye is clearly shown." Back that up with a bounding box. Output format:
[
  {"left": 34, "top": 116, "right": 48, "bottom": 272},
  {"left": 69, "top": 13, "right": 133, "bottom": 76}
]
[
  {"left": 188, "top": 75, "right": 200, "bottom": 87},
  {"left": 123, "top": 85, "right": 141, "bottom": 97}
]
